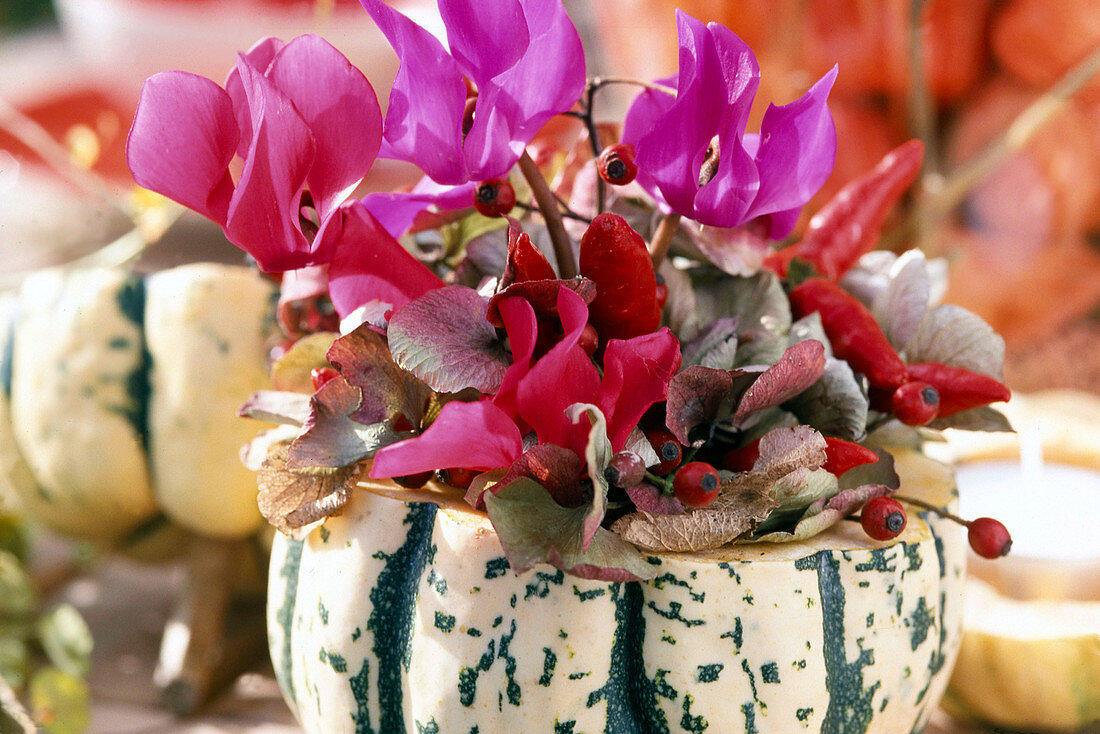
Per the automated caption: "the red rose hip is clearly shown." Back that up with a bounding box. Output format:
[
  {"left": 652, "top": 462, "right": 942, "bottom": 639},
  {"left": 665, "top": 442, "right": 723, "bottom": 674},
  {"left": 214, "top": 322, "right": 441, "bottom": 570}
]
[
  {"left": 596, "top": 143, "right": 638, "bottom": 185},
  {"left": 473, "top": 178, "right": 516, "bottom": 217},
  {"left": 672, "top": 461, "right": 720, "bottom": 508},
  {"left": 968, "top": 517, "right": 1012, "bottom": 558},
  {"left": 861, "top": 496, "right": 908, "bottom": 540}
]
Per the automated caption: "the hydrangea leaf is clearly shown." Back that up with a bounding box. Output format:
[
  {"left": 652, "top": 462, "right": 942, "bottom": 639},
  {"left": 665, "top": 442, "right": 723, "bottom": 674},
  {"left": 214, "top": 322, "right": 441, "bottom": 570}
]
[
  {"left": 387, "top": 285, "right": 509, "bottom": 393},
  {"left": 328, "top": 323, "right": 433, "bottom": 427},
  {"left": 610, "top": 474, "right": 779, "bottom": 552},
  {"left": 495, "top": 444, "right": 584, "bottom": 509},
  {"left": 747, "top": 484, "right": 891, "bottom": 543},
  {"left": 286, "top": 377, "right": 402, "bottom": 471},
  {"left": 929, "top": 406, "right": 1014, "bottom": 433},
  {"left": 485, "top": 478, "right": 656, "bottom": 581},
  {"left": 626, "top": 482, "right": 685, "bottom": 515},
  {"left": 665, "top": 366, "right": 758, "bottom": 445},
  {"left": 906, "top": 304, "right": 1006, "bottom": 380},
  {"left": 752, "top": 466, "right": 838, "bottom": 534},
  {"left": 567, "top": 403, "right": 613, "bottom": 549},
  {"left": 681, "top": 317, "right": 739, "bottom": 369},
  {"left": 270, "top": 331, "right": 338, "bottom": 392},
  {"left": 788, "top": 312, "right": 833, "bottom": 357},
  {"left": 258, "top": 444, "right": 360, "bottom": 539},
  {"left": 733, "top": 339, "right": 827, "bottom": 424},
  {"left": 36, "top": 604, "right": 92, "bottom": 680},
  {"left": 872, "top": 249, "right": 930, "bottom": 353},
  {"left": 785, "top": 357, "right": 869, "bottom": 442},
  {"left": 239, "top": 390, "right": 313, "bottom": 427},
  {"left": 838, "top": 446, "right": 900, "bottom": 491}
]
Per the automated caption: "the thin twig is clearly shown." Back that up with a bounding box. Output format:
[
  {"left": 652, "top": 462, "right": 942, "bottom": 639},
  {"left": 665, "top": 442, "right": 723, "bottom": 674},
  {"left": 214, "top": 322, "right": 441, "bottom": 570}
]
[
  {"left": 905, "top": 43, "right": 1100, "bottom": 252},
  {"left": 894, "top": 494, "right": 969, "bottom": 526},
  {"left": 589, "top": 76, "right": 677, "bottom": 97},
  {"left": 906, "top": 0, "right": 939, "bottom": 253},
  {"left": 518, "top": 150, "right": 577, "bottom": 278},
  {"left": 514, "top": 200, "right": 590, "bottom": 224},
  {"left": 584, "top": 82, "right": 607, "bottom": 214},
  {"left": 649, "top": 213, "right": 681, "bottom": 269},
  {"left": 0, "top": 94, "right": 129, "bottom": 217}
]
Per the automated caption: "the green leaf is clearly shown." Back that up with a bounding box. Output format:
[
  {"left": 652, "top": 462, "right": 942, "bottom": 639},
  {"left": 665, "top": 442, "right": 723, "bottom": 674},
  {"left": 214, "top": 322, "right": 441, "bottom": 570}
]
[
  {"left": 485, "top": 479, "right": 655, "bottom": 581},
  {"left": 753, "top": 467, "right": 840, "bottom": 534},
  {"left": 35, "top": 605, "right": 92, "bottom": 679},
  {"left": 440, "top": 210, "right": 509, "bottom": 264},
  {"left": 785, "top": 357, "right": 869, "bottom": 442},
  {"left": 681, "top": 318, "right": 739, "bottom": 370},
  {"left": 784, "top": 256, "right": 820, "bottom": 287},
  {"left": 28, "top": 668, "right": 89, "bottom": 734},
  {"left": 788, "top": 312, "right": 832, "bottom": 357},
  {"left": 0, "top": 551, "right": 34, "bottom": 620},
  {"left": 0, "top": 636, "right": 29, "bottom": 690}
]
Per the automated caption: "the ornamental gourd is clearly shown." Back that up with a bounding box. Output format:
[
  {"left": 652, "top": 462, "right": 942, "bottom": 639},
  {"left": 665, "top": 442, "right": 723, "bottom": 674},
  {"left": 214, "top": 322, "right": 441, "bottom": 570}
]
[
  {"left": 267, "top": 448, "right": 965, "bottom": 734},
  {"left": 0, "top": 263, "right": 276, "bottom": 544}
]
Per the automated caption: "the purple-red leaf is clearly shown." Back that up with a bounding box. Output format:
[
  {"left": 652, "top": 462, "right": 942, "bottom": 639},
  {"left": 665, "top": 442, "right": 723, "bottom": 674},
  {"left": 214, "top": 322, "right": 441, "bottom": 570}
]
[
  {"left": 387, "top": 285, "right": 508, "bottom": 394},
  {"left": 327, "top": 323, "right": 432, "bottom": 428},
  {"left": 286, "top": 377, "right": 402, "bottom": 470},
  {"left": 733, "top": 339, "right": 827, "bottom": 424}
]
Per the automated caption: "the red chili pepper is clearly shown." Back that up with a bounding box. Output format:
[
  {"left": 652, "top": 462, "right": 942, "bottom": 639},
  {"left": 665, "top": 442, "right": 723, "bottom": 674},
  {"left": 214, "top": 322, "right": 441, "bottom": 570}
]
[
  {"left": 904, "top": 363, "right": 1011, "bottom": 418},
  {"left": 579, "top": 213, "right": 661, "bottom": 341},
  {"left": 503, "top": 218, "right": 556, "bottom": 285},
  {"left": 822, "top": 437, "right": 879, "bottom": 476},
  {"left": 766, "top": 140, "right": 924, "bottom": 280},
  {"left": 789, "top": 278, "right": 908, "bottom": 390},
  {"left": 721, "top": 438, "right": 760, "bottom": 473}
]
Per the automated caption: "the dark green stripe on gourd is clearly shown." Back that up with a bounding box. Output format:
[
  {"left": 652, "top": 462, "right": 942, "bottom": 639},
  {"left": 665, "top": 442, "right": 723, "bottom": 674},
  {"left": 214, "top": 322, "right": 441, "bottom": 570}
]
[
  {"left": 361, "top": 502, "right": 437, "bottom": 734},
  {"left": 796, "top": 550, "right": 879, "bottom": 734},
  {"left": 0, "top": 305, "right": 16, "bottom": 398},
  {"left": 115, "top": 275, "right": 150, "bottom": 449},
  {"left": 275, "top": 538, "right": 304, "bottom": 709},
  {"left": 587, "top": 582, "right": 672, "bottom": 734}
]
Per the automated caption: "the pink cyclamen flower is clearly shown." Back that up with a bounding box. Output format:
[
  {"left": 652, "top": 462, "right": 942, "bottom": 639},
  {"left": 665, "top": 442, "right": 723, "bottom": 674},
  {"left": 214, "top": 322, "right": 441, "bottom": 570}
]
[
  {"left": 126, "top": 34, "right": 382, "bottom": 272},
  {"left": 622, "top": 11, "right": 837, "bottom": 238},
  {"left": 370, "top": 286, "right": 680, "bottom": 480},
  {"left": 359, "top": 0, "right": 585, "bottom": 186}
]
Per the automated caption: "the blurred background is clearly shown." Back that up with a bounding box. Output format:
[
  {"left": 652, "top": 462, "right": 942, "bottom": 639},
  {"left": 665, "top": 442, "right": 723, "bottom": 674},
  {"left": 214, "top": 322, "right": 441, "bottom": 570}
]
[{"left": 1, "top": 1, "right": 1098, "bottom": 732}]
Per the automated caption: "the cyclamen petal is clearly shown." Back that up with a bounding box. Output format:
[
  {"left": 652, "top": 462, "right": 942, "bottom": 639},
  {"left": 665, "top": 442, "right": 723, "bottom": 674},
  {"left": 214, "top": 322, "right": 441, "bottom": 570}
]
[
  {"left": 369, "top": 399, "right": 523, "bottom": 478},
  {"left": 223, "top": 59, "right": 315, "bottom": 271},
  {"left": 359, "top": 0, "right": 468, "bottom": 184},
  {"left": 266, "top": 35, "right": 383, "bottom": 224},
  {"left": 361, "top": 0, "right": 585, "bottom": 184},
  {"left": 362, "top": 178, "right": 477, "bottom": 238},
  {"left": 225, "top": 36, "right": 286, "bottom": 160},
  {"left": 127, "top": 72, "right": 238, "bottom": 224},
  {"left": 598, "top": 328, "right": 682, "bottom": 452},
  {"left": 324, "top": 201, "right": 445, "bottom": 317},
  {"left": 623, "top": 10, "right": 835, "bottom": 234}
]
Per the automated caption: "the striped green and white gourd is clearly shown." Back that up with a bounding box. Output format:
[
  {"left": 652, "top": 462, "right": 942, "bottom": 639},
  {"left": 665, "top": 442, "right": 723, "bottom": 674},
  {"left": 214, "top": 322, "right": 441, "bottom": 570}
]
[
  {"left": 268, "top": 449, "right": 965, "bottom": 734},
  {"left": 8, "top": 269, "right": 158, "bottom": 540},
  {"left": 2, "top": 264, "right": 276, "bottom": 544}
]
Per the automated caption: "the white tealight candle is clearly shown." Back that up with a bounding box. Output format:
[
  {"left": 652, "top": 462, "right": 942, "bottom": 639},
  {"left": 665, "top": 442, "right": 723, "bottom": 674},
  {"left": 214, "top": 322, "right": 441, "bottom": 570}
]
[{"left": 956, "top": 459, "right": 1100, "bottom": 561}]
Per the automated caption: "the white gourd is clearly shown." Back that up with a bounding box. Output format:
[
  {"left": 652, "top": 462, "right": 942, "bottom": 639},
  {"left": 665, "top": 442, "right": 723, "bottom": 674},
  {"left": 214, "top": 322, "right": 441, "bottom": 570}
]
[
  {"left": 9, "top": 269, "right": 157, "bottom": 541},
  {"left": 144, "top": 263, "right": 277, "bottom": 539},
  {"left": 268, "top": 449, "right": 965, "bottom": 734}
]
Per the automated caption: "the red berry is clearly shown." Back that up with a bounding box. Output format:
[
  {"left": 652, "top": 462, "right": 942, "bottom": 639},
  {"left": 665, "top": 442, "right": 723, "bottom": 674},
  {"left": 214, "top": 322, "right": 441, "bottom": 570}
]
[
  {"left": 310, "top": 367, "right": 339, "bottom": 392},
  {"left": 861, "top": 496, "right": 908, "bottom": 540},
  {"left": 605, "top": 451, "right": 645, "bottom": 489},
  {"left": 891, "top": 381, "right": 940, "bottom": 426},
  {"left": 442, "top": 467, "right": 479, "bottom": 490},
  {"left": 672, "top": 461, "right": 720, "bottom": 508},
  {"left": 578, "top": 323, "right": 599, "bottom": 356},
  {"left": 473, "top": 178, "right": 516, "bottom": 217},
  {"left": 393, "top": 471, "right": 434, "bottom": 489},
  {"left": 596, "top": 143, "right": 638, "bottom": 185},
  {"left": 645, "top": 428, "right": 682, "bottom": 475},
  {"left": 721, "top": 438, "right": 761, "bottom": 473},
  {"left": 968, "top": 517, "right": 1012, "bottom": 559}
]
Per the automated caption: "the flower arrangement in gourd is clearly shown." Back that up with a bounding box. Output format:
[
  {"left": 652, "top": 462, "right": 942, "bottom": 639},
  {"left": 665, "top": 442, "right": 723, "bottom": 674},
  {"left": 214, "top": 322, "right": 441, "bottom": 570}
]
[{"left": 127, "top": 1, "right": 1013, "bottom": 582}]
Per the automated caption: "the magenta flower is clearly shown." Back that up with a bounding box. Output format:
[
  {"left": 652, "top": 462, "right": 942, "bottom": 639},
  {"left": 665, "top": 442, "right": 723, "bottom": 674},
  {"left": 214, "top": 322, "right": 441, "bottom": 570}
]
[
  {"left": 359, "top": 0, "right": 585, "bottom": 185},
  {"left": 622, "top": 11, "right": 837, "bottom": 238},
  {"left": 370, "top": 286, "right": 680, "bottom": 479},
  {"left": 127, "top": 34, "right": 382, "bottom": 272}
]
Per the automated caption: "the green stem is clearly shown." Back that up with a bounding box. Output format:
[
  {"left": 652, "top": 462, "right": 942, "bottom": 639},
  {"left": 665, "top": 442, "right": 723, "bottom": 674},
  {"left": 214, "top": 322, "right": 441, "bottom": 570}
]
[
  {"left": 644, "top": 471, "right": 674, "bottom": 494},
  {"left": 517, "top": 149, "right": 578, "bottom": 278}
]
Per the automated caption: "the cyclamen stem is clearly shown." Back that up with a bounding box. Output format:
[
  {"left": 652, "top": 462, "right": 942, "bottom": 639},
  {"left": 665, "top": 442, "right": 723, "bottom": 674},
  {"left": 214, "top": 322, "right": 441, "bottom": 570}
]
[
  {"left": 649, "top": 213, "right": 681, "bottom": 269},
  {"left": 518, "top": 149, "right": 578, "bottom": 278},
  {"left": 893, "top": 494, "right": 969, "bottom": 526}
]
